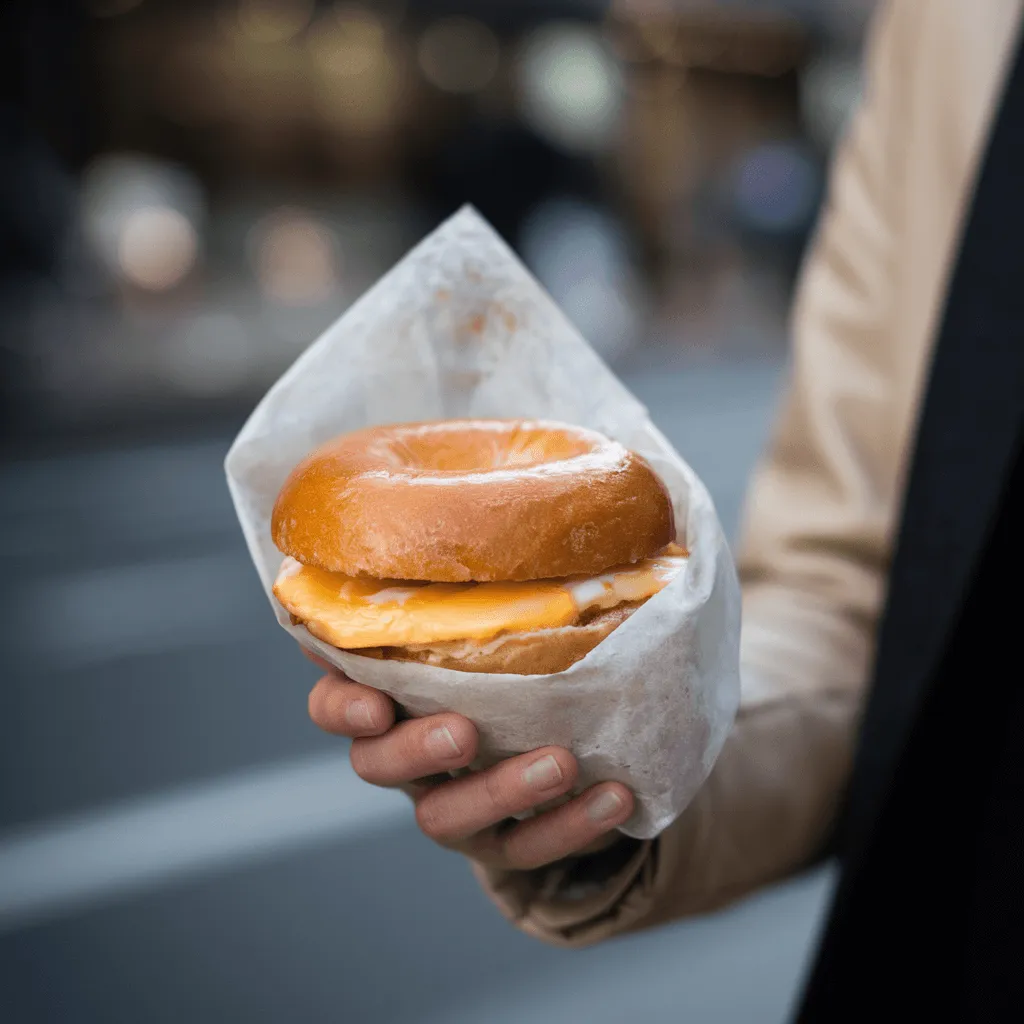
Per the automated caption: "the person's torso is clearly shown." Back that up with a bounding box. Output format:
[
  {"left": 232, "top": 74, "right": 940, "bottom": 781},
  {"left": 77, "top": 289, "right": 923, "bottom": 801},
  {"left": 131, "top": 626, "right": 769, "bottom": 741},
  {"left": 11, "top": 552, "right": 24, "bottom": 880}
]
[{"left": 796, "top": 2, "right": 1024, "bottom": 1017}]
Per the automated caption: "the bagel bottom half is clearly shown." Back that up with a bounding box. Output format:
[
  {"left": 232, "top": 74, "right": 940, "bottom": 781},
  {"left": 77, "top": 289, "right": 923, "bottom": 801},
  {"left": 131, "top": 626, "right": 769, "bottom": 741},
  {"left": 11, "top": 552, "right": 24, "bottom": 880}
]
[{"left": 325, "top": 601, "right": 643, "bottom": 675}]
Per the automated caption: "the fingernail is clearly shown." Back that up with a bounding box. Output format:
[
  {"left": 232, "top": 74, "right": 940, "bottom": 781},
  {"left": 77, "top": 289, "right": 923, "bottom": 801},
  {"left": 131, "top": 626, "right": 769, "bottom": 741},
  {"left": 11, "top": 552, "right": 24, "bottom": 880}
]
[
  {"left": 345, "top": 700, "right": 376, "bottom": 731},
  {"left": 522, "top": 754, "right": 563, "bottom": 790},
  {"left": 427, "top": 726, "right": 462, "bottom": 758},
  {"left": 587, "top": 790, "right": 625, "bottom": 823}
]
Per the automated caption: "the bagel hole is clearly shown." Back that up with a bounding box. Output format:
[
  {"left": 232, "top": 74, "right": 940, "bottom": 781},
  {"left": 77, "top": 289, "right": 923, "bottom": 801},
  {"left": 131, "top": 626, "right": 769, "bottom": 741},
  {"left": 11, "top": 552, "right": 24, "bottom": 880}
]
[{"left": 386, "top": 425, "right": 592, "bottom": 473}]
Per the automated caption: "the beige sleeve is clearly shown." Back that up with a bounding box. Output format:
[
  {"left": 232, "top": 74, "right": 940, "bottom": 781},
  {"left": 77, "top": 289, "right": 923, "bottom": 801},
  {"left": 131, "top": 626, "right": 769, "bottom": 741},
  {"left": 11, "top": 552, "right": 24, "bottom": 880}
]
[{"left": 472, "top": 0, "right": 915, "bottom": 947}]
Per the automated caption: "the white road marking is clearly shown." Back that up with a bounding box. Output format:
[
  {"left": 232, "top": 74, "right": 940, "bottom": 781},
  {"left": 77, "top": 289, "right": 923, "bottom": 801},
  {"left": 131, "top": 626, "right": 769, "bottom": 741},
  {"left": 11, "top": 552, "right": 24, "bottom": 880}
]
[{"left": 0, "top": 752, "right": 410, "bottom": 932}]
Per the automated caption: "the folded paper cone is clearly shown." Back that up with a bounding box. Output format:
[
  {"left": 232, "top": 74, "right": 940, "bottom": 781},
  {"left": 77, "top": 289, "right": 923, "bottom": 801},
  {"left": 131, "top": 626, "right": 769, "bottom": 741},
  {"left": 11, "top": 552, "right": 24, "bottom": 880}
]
[{"left": 226, "top": 206, "right": 741, "bottom": 838}]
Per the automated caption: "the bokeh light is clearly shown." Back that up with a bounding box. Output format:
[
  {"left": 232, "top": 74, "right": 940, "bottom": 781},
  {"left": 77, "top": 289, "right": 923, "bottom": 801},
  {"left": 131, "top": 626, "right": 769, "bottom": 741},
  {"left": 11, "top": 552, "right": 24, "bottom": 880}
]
[
  {"left": 307, "top": 5, "right": 386, "bottom": 76},
  {"left": 520, "top": 197, "right": 644, "bottom": 362},
  {"left": 117, "top": 207, "right": 198, "bottom": 291},
  {"left": 80, "top": 154, "right": 206, "bottom": 290},
  {"left": 516, "top": 23, "right": 624, "bottom": 153},
  {"left": 307, "top": 6, "right": 404, "bottom": 135},
  {"left": 249, "top": 209, "right": 338, "bottom": 305},
  {"left": 417, "top": 18, "right": 500, "bottom": 95},
  {"left": 730, "top": 142, "right": 820, "bottom": 235}
]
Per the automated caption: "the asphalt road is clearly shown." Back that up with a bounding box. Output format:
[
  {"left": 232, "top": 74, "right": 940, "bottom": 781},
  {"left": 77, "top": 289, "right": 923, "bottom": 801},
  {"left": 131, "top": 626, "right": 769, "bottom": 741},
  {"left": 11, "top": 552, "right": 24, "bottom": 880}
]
[{"left": 0, "top": 357, "right": 836, "bottom": 1024}]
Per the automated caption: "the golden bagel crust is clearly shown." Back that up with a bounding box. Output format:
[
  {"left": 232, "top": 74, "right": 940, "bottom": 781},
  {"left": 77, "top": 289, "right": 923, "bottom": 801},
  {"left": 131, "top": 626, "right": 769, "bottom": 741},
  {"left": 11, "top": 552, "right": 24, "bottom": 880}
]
[
  {"left": 345, "top": 602, "right": 642, "bottom": 675},
  {"left": 271, "top": 419, "right": 674, "bottom": 582}
]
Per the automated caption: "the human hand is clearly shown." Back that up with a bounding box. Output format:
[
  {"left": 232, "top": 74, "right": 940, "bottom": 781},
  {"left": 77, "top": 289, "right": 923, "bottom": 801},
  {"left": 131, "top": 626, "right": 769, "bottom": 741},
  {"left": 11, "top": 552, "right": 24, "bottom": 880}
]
[{"left": 307, "top": 658, "right": 635, "bottom": 869}]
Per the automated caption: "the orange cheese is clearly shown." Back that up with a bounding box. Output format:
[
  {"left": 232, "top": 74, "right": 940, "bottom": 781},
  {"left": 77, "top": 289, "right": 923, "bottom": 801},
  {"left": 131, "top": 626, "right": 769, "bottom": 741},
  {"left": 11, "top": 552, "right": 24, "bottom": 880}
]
[{"left": 273, "top": 545, "right": 687, "bottom": 650}]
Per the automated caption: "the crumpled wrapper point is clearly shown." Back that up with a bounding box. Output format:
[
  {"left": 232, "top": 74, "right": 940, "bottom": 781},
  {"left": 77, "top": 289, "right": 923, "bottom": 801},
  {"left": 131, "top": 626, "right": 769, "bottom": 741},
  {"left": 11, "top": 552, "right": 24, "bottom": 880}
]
[{"left": 225, "top": 205, "right": 740, "bottom": 839}]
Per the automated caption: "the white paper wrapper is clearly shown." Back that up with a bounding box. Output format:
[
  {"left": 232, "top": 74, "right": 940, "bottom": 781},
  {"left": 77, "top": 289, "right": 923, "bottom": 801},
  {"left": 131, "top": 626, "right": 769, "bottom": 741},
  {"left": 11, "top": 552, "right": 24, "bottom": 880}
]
[{"left": 225, "top": 206, "right": 740, "bottom": 838}]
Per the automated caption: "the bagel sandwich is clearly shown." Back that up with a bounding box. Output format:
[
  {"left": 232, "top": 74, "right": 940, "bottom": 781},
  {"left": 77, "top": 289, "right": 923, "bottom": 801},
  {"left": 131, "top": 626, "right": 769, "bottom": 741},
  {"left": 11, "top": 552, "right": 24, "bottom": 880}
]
[{"left": 271, "top": 419, "right": 686, "bottom": 675}]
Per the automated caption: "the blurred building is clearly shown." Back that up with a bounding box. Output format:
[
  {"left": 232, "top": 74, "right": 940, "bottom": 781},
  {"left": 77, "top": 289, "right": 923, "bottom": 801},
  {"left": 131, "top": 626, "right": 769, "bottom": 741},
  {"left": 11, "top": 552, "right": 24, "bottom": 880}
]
[{"left": 2, "top": 0, "right": 872, "bottom": 444}]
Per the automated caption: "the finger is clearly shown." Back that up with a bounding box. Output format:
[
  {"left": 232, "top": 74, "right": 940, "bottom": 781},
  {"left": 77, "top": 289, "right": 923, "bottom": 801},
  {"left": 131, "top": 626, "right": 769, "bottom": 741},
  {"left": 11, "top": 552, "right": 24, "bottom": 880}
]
[
  {"left": 308, "top": 674, "right": 395, "bottom": 738},
  {"left": 350, "top": 714, "right": 479, "bottom": 786},
  {"left": 468, "top": 782, "right": 635, "bottom": 870},
  {"left": 414, "top": 747, "right": 578, "bottom": 843}
]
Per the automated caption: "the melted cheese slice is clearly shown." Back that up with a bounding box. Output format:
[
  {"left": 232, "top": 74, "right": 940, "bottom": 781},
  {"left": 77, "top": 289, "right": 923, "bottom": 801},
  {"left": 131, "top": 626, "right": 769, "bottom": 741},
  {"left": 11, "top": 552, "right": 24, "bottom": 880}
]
[{"left": 273, "top": 545, "right": 687, "bottom": 650}]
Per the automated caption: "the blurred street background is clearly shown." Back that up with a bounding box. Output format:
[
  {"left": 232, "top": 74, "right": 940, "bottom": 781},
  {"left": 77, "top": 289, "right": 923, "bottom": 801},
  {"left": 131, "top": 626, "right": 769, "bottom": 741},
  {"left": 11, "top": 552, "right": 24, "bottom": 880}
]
[{"left": 1, "top": 1, "right": 872, "bottom": 1021}]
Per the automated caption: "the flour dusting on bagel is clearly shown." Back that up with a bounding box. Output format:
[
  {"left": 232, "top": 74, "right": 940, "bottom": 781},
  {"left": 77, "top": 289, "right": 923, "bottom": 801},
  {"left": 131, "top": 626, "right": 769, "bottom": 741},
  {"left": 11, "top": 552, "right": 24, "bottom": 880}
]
[{"left": 272, "top": 418, "right": 684, "bottom": 675}]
